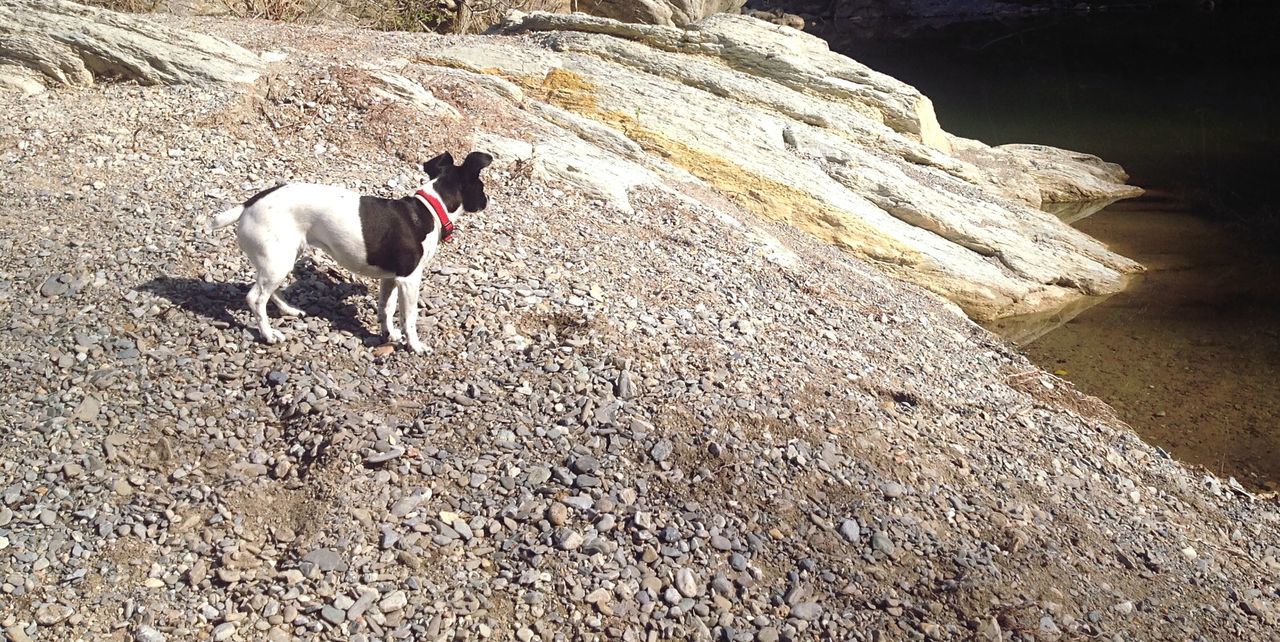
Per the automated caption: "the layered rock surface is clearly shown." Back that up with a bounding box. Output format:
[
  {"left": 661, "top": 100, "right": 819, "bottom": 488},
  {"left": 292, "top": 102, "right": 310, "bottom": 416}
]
[
  {"left": 440, "top": 11, "right": 1144, "bottom": 321},
  {"left": 0, "top": 0, "right": 260, "bottom": 93}
]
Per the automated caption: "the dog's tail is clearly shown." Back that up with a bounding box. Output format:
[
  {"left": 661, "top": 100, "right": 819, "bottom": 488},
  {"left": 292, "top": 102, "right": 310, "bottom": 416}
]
[{"left": 209, "top": 205, "right": 244, "bottom": 232}]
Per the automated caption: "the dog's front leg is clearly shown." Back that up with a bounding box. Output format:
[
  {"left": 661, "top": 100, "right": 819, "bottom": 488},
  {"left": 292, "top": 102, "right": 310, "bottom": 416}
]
[
  {"left": 394, "top": 274, "right": 425, "bottom": 353},
  {"left": 378, "top": 278, "right": 402, "bottom": 343}
]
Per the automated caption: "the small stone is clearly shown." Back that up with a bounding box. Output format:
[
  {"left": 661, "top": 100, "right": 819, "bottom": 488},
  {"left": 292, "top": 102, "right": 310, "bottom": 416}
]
[
  {"left": 35, "top": 603, "right": 74, "bottom": 625},
  {"left": 757, "top": 627, "right": 779, "bottom": 642},
  {"left": 663, "top": 587, "right": 682, "bottom": 605},
  {"left": 73, "top": 397, "right": 101, "bottom": 422},
  {"left": 366, "top": 447, "right": 405, "bottom": 464},
  {"left": 789, "top": 602, "right": 822, "bottom": 621},
  {"left": 839, "top": 519, "right": 860, "bottom": 543},
  {"left": 4, "top": 626, "right": 32, "bottom": 642},
  {"left": 871, "top": 531, "right": 894, "bottom": 555},
  {"left": 650, "top": 440, "right": 673, "bottom": 463},
  {"left": 319, "top": 606, "right": 345, "bottom": 625},
  {"left": 188, "top": 559, "right": 208, "bottom": 586},
  {"left": 40, "top": 274, "right": 70, "bottom": 297},
  {"left": 302, "top": 548, "right": 348, "bottom": 572},
  {"left": 134, "top": 625, "right": 166, "bottom": 642},
  {"left": 555, "top": 528, "right": 584, "bottom": 550},
  {"left": 379, "top": 590, "right": 408, "bottom": 612},
  {"left": 615, "top": 371, "right": 636, "bottom": 399},
  {"left": 570, "top": 455, "right": 599, "bottom": 475},
  {"left": 675, "top": 568, "right": 700, "bottom": 597},
  {"left": 547, "top": 503, "right": 569, "bottom": 526},
  {"left": 212, "top": 623, "right": 236, "bottom": 641}
]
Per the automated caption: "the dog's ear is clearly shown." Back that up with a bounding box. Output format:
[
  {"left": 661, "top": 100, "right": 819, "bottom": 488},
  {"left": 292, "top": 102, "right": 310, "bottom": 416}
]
[
  {"left": 423, "top": 152, "right": 455, "bottom": 179},
  {"left": 462, "top": 151, "right": 493, "bottom": 173}
]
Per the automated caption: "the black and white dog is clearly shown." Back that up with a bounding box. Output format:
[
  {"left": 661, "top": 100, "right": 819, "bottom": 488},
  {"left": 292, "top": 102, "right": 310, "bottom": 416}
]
[{"left": 209, "top": 151, "right": 493, "bottom": 352}]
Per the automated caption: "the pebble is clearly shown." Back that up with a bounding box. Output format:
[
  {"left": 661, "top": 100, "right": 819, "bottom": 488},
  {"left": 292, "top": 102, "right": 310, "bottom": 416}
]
[
  {"left": 302, "top": 548, "right": 348, "bottom": 572},
  {"left": 134, "top": 625, "right": 165, "bottom": 642},
  {"left": 380, "top": 591, "right": 408, "bottom": 612},
  {"left": 555, "top": 528, "right": 584, "bottom": 550},
  {"left": 839, "top": 519, "right": 860, "bottom": 543},
  {"left": 871, "top": 531, "right": 894, "bottom": 555},
  {"left": 790, "top": 602, "right": 822, "bottom": 621},
  {"left": 35, "top": 604, "right": 73, "bottom": 625},
  {"left": 211, "top": 623, "right": 235, "bottom": 641}
]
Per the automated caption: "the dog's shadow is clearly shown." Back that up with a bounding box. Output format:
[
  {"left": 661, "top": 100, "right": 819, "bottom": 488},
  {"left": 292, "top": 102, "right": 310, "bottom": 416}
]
[{"left": 139, "top": 261, "right": 379, "bottom": 342}]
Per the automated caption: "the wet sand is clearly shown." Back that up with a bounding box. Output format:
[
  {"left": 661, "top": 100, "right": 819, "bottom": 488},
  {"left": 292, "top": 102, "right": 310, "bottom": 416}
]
[{"left": 988, "top": 194, "right": 1280, "bottom": 487}]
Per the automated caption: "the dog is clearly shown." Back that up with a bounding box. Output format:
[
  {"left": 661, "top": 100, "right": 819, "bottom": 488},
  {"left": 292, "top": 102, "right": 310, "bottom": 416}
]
[{"left": 209, "top": 151, "right": 493, "bottom": 353}]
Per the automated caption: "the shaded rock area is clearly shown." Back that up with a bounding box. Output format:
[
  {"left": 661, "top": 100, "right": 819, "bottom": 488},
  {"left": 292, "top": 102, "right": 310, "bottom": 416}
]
[
  {"left": 1, "top": 7, "right": 1275, "bottom": 642},
  {"left": 0, "top": 0, "right": 261, "bottom": 94}
]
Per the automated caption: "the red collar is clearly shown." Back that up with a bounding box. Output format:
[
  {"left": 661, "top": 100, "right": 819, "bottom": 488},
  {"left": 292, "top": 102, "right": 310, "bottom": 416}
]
[{"left": 414, "top": 189, "right": 455, "bottom": 242}]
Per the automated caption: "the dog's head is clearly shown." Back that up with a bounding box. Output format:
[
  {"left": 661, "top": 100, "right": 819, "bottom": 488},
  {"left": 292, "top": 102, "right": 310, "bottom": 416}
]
[{"left": 423, "top": 151, "right": 493, "bottom": 215}]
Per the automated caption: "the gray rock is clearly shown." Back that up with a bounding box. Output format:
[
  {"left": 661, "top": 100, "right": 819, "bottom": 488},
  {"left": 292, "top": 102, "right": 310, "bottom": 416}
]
[
  {"left": 650, "top": 440, "right": 674, "bottom": 463},
  {"left": 839, "top": 519, "right": 860, "bottom": 543},
  {"left": 302, "top": 548, "right": 348, "bottom": 572},
  {"left": 133, "top": 625, "right": 165, "bottom": 642},
  {"left": 615, "top": 370, "right": 636, "bottom": 399},
  {"left": 871, "top": 531, "right": 894, "bottom": 555},
  {"left": 571, "top": 455, "right": 599, "bottom": 475},
  {"left": 675, "top": 567, "right": 700, "bottom": 597},
  {"left": 35, "top": 603, "right": 73, "bottom": 625},
  {"left": 555, "top": 528, "right": 584, "bottom": 550},
  {"left": 790, "top": 602, "right": 822, "bottom": 621},
  {"left": 319, "top": 605, "right": 346, "bottom": 625},
  {"left": 366, "top": 447, "right": 405, "bottom": 464},
  {"left": 379, "top": 590, "right": 408, "bottom": 612},
  {"left": 211, "top": 623, "right": 235, "bottom": 642}
]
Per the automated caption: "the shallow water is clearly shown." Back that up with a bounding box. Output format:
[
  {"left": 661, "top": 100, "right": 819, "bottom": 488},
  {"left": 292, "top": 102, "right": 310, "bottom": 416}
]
[
  {"left": 986, "top": 194, "right": 1280, "bottom": 486},
  {"left": 819, "top": 5, "right": 1280, "bottom": 485}
]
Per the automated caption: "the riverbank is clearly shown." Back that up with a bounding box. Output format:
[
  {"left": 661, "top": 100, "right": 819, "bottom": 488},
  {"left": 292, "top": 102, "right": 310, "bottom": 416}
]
[{"left": 0, "top": 7, "right": 1276, "bottom": 641}]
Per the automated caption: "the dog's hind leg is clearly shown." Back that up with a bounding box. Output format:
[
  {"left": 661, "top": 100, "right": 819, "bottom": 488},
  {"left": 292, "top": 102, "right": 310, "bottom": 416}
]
[
  {"left": 377, "top": 278, "right": 401, "bottom": 343},
  {"left": 248, "top": 257, "right": 295, "bottom": 345},
  {"left": 270, "top": 291, "right": 306, "bottom": 318}
]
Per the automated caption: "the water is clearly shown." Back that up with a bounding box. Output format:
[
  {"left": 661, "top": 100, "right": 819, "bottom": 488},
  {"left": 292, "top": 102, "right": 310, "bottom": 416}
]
[{"left": 817, "top": 5, "right": 1280, "bottom": 486}]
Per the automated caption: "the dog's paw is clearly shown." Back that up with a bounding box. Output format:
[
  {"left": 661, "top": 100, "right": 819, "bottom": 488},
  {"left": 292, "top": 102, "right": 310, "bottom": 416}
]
[
  {"left": 280, "top": 307, "right": 306, "bottom": 318},
  {"left": 386, "top": 328, "right": 404, "bottom": 343},
  {"left": 263, "top": 329, "right": 285, "bottom": 344},
  {"left": 407, "top": 338, "right": 426, "bottom": 354}
]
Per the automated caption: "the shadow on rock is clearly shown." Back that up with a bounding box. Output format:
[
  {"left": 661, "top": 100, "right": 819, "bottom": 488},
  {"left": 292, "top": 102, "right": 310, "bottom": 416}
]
[{"left": 138, "top": 261, "right": 376, "bottom": 340}]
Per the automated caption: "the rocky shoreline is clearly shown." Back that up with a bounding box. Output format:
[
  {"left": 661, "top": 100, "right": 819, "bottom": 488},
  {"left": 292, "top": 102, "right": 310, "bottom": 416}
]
[{"left": 0, "top": 6, "right": 1277, "bottom": 642}]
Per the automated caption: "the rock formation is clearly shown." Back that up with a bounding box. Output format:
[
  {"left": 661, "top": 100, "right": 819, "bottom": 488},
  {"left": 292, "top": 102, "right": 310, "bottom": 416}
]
[
  {"left": 424, "top": 10, "right": 1146, "bottom": 321},
  {"left": 0, "top": 0, "right": 260, "bottom": 94},
  {"left": 578, "top": 0, "right": 748, "bottom": 27}
]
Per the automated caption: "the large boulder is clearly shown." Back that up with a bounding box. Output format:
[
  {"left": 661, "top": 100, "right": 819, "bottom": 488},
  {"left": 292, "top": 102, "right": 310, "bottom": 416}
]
[
  {"left": 578, "top": 0, "right": 747, "bottom": 27},
  {"left": 422, "top": 11, "right": 1143, "bottom": 321},
  {"left": 0, "top": 0, "right": 260, "bottom": 94}
]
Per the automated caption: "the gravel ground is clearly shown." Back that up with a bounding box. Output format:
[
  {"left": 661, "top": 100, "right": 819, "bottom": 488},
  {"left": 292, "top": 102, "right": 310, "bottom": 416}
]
[{"left": 0, "top": 16, "right": 1277, "bottom": 642}]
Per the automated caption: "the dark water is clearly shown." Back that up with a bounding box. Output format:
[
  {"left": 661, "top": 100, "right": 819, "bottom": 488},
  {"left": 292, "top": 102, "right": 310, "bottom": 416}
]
[{"left": 817, "top": 6, "right": 1280, "bottom": 486}]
